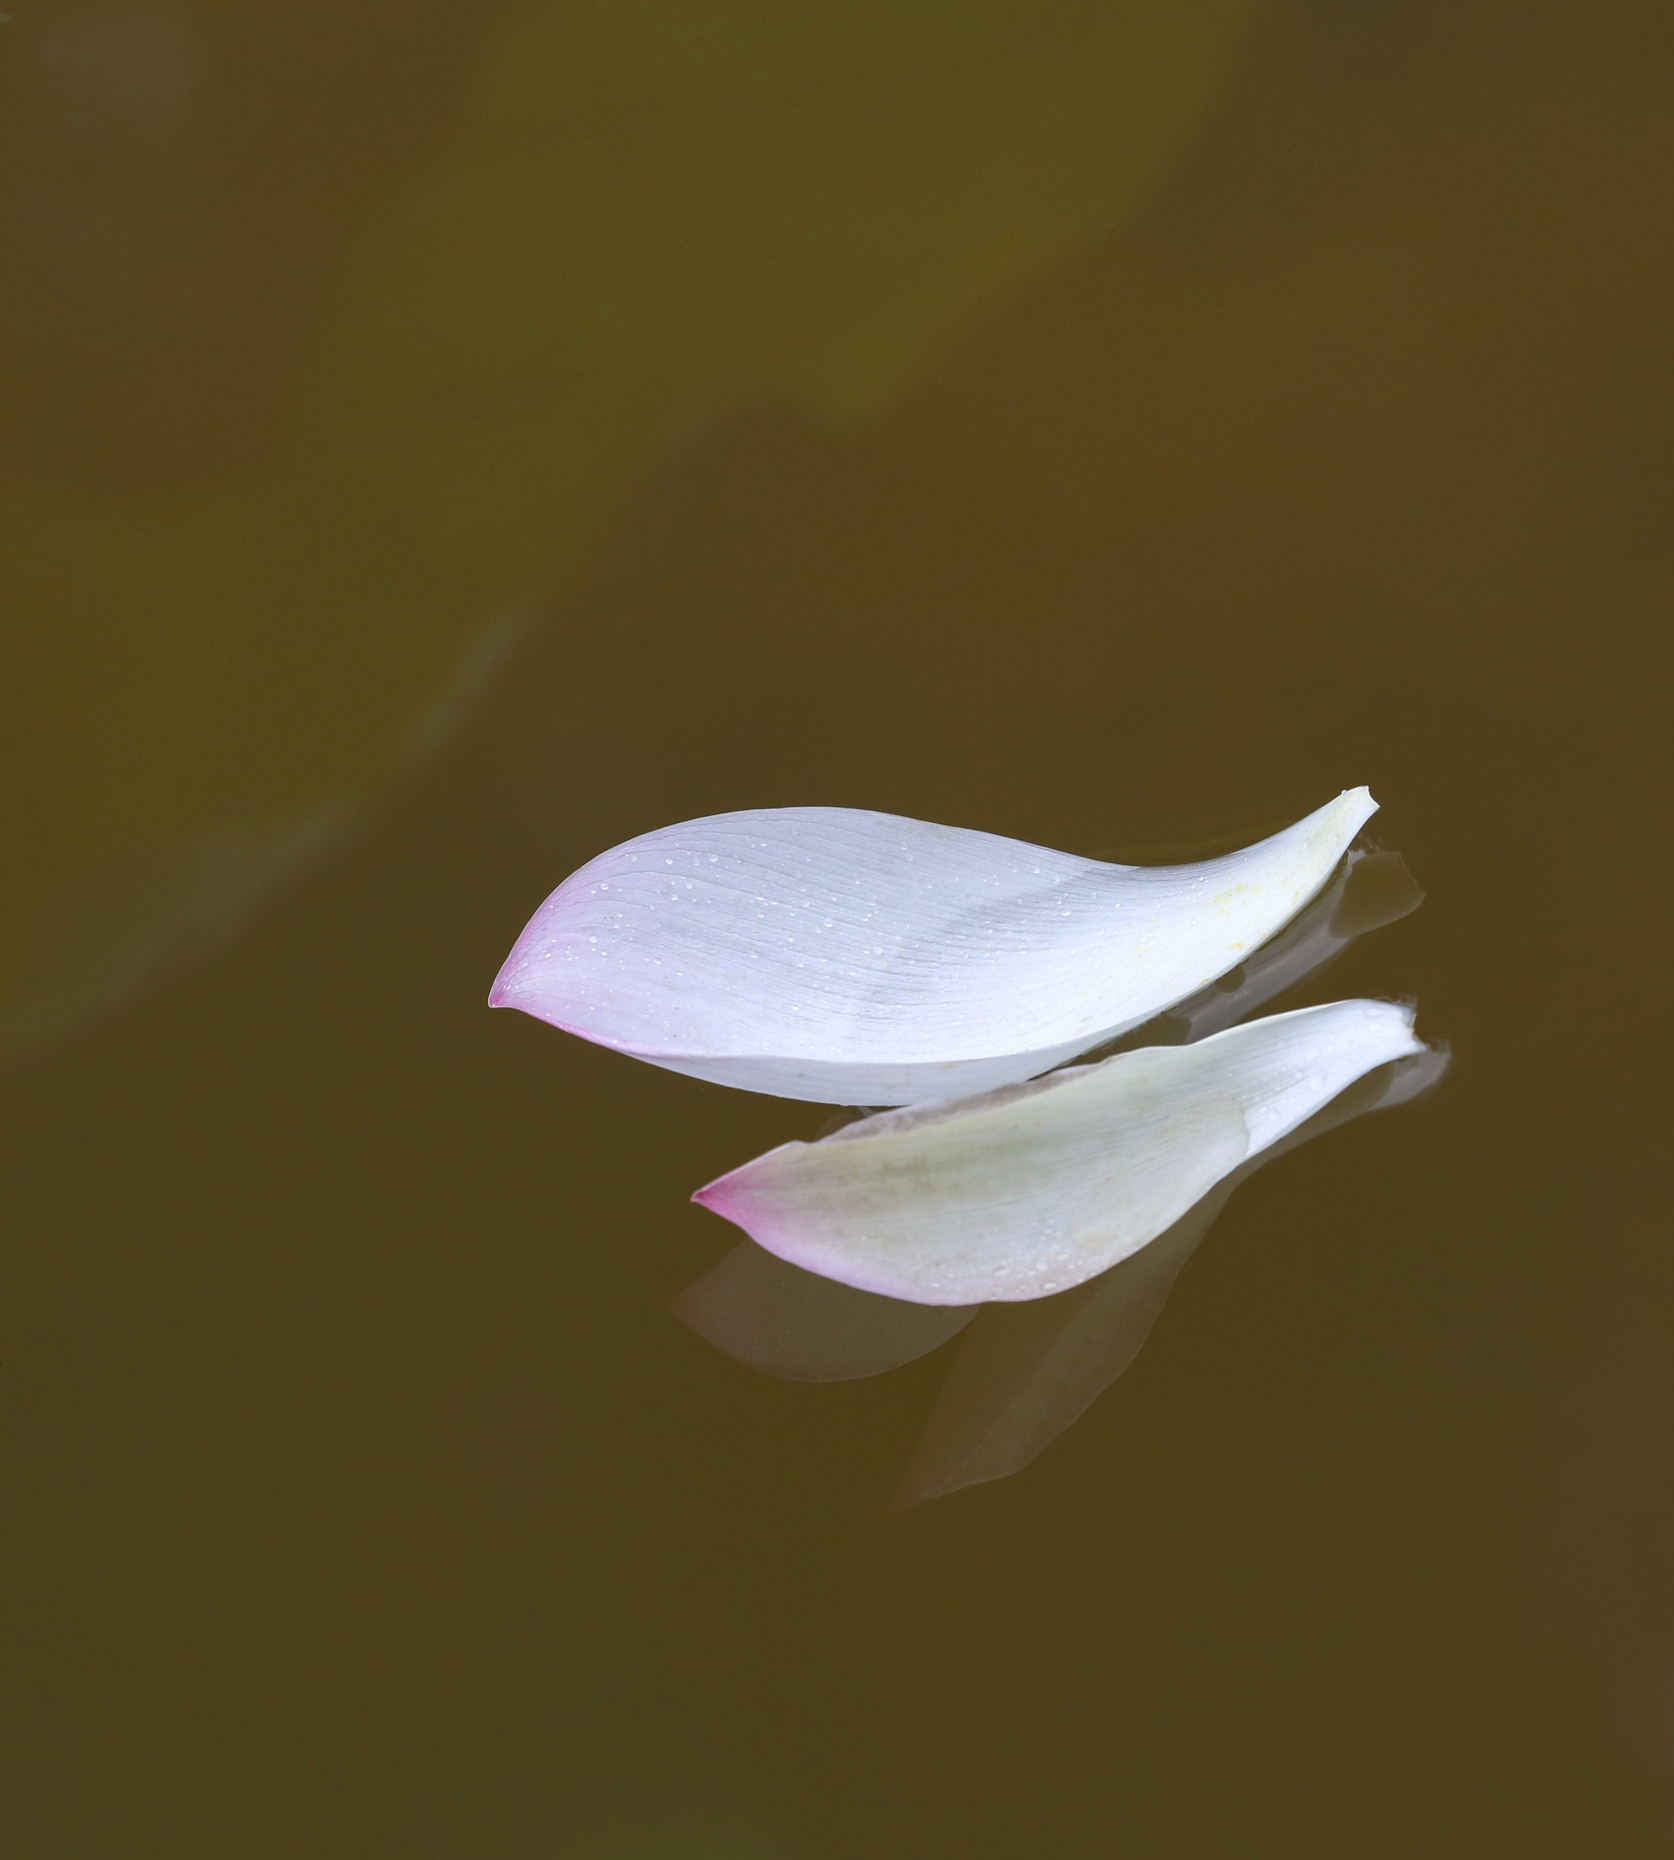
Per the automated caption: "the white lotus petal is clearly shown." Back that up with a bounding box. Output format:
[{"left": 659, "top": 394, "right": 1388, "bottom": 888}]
[
  {"left": 489, "top": 789, "right": 1378, "bottom": 1104},
  {"left": 890, "top": 1042, "right": 1450, "bottom": 1509},
  {"left": 692, "top": 1000, "right": 1425, "bottom": 1304}
]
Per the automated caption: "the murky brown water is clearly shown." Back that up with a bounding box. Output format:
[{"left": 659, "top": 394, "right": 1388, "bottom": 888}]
[{"left": 3, "top": 2, "right": 1672, "bottom": 1854}]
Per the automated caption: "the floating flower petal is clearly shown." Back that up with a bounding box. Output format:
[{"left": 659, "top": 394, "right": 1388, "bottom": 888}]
[
  {"left": 489, "top": 789, "right": 1378, "bottom": 1104},
  {"left": 691, "top": 1000, "right": 1426, "bottom": 1305}
]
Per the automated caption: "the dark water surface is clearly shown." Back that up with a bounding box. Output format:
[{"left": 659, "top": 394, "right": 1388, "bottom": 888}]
[{"left": 3, "top": 3, "right": 1672, "bottom": 1854}]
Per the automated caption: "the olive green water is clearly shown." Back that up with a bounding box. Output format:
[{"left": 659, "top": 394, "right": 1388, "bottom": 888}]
[{"left": 2, "top": 3, "right": 1671, "bottom": 1854}]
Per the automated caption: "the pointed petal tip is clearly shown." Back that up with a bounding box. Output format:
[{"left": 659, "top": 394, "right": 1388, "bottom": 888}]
[
  {"left": 690, "top": 1171, "right": 750, "bottom": 1220},
  {"left": 1287, "top": 785, "right": 1377, "bottom": 855},
  {"left": 1335, "top": 784, "right": 1378, "bottom": 830},
  {"left": 485, "top": 954, "right": 527, "bottom": 1010},
  {"left": 1356, "top": 995, "right": 1422, "bottom": 1051}
]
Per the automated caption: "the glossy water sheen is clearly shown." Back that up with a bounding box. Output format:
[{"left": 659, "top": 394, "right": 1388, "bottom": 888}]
[{"left": 1, "top": 4, "right": 1671, "bottom": 1856}]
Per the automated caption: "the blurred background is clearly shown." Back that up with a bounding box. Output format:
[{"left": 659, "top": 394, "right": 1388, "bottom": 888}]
[{"left": 1, "top": 1, "right": 1670, "bottom": 1853}]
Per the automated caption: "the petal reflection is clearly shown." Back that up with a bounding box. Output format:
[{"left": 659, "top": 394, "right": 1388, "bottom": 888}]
[
  {"left": 670, "top": 1240, "right": 976, "bottom": 1382},
  {"left": 490, "top": 789, "right": 1377, "bottom": 1104},
  {"left": 890, "top": 1045, "right": 1450, "bottom": 1511}
]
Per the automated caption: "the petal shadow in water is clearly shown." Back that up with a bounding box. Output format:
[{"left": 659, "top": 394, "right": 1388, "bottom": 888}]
[
  {"left": 888, "top": 1045, "right": 1450, "bottom": 1513},
  {"left": 490, "top": 788, "right": 1377, "bottom": 1104}
]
